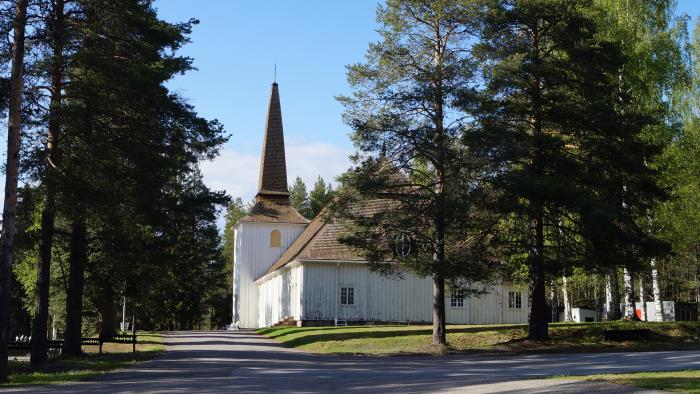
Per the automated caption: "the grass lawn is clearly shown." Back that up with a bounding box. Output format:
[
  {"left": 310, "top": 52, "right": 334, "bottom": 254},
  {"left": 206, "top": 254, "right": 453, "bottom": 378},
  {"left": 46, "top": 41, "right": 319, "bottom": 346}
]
[
  {"left": 4, "top": 331, "right": 164, "bottom": 386},
  {"left": 257, "top": 321, "right": 700, "bottom": 355},
  {"left": 565, "top": 370, "right": 700, "bottom": 393}
]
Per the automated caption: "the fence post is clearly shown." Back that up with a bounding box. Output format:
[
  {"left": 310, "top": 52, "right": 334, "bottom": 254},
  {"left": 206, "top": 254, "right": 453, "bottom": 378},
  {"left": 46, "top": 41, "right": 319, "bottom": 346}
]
[
  {"left": 132, "top": 314, "right": 136, "bottom": 353},
  {"left": 99, "top": 336, "right": 103, "bottom": 354}
]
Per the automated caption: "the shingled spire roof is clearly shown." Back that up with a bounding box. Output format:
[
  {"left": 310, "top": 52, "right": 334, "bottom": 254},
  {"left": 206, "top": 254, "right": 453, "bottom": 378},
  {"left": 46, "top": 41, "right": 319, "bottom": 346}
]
[
  {"left": 239, "top": 83, "right": 309, "bottom": 225},
  {"left": 258, "top": 82, "right": 288, "bottom": 195}
]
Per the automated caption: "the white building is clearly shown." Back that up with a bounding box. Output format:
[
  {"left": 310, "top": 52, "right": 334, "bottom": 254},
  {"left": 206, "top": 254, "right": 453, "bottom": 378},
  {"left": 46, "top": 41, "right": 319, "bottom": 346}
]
[{"left": 232, "top": 83, "right": 529, "bottom": 328}]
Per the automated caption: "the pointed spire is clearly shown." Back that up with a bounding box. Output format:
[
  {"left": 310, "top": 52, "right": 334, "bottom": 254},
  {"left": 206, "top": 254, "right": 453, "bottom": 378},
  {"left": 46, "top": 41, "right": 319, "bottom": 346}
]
[{"left": 257, "top": 82, "right": 289, "bottom": 196}]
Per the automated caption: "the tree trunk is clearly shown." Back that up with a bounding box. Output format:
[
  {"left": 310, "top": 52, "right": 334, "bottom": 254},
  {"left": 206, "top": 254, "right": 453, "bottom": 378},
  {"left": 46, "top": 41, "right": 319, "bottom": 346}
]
[
  {"left": 0, "top": 0, "right": 28, "bottom": 381},
  {"left": 605, "top": 269, "right": 622, "bottom": 320},
  {"left": 562, "top": 274, "right": 572, "bottom": 322},
  {"left": 650, "top": 258, "right": 663, "bottom": 321},
  {"left": 431, "top": 273, "right": 446, "bottom": 346},
  {"left": 429, "top": 21, "right": 447, "bottom": 348},
  {"left": 639, "top": 274, "right": 647, "bottom": 321},
  {"left": 526, "top": 25, "right": 548, "bottom": 341},
  {"left": 63, "top": 211, "right": 87, "bottom": 355},
  {"left": 623, "top": 267, "right": 639, "bottom": 320},
  {"left": 549, "top": 279, "right": 557, "bottom": 322},
  {"left": 98, "top": 288, "right": 116, "bottom": 336},
  {"left": 528, "top": 209, "right": 548, "bottom": 340},
  {"left": 31, "top": 0, "right": 65, "bottom": 366}
]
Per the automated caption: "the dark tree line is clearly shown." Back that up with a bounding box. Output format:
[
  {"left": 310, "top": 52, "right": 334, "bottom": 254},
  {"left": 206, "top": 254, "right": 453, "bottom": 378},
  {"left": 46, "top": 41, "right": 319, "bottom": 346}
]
[{"left": 0, "top": 0, "right": 230, "bottom": 380}]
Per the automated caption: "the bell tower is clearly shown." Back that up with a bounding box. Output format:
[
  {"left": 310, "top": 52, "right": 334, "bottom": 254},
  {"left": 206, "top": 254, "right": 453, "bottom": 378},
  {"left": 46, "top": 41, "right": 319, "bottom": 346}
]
[{"left": 231, "top": 83, "right": 309, "bottom": 328}]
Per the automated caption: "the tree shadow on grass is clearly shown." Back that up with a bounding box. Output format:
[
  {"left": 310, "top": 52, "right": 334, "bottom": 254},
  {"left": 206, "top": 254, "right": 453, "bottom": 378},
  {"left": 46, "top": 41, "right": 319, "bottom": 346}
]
[
  {"left": 262, "top": 324, "right": 531, "bottom": 342},
  {"left": 8, "top": 350, "right": 163, "bottom": 376},
  {"left": 600, "top": 376, "right": 699, "bottom": 392},
  {"left": 278, "top": 325, "right": 529, "bottom": 348}
]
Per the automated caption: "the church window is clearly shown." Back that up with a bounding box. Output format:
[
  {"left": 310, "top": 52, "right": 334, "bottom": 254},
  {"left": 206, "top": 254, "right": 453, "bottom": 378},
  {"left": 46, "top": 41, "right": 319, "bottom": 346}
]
[
  {"left": 270, "top": 230, "right": 281, "bottom": 247},
  {"left": 450, "top": 290, "right": 465, "bottom": 308},
  {"left": 508, "top": 291, "right": 522, "bottom": 309},
  {"left": 339, "top": 286, "right": 355, "bottom": 306}
]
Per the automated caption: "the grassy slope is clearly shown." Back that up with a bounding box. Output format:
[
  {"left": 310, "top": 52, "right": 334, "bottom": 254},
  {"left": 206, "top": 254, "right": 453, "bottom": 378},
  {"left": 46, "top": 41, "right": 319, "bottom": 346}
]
[
  {"left": 569, "top": 370, "right": 700, "bottom": 393},
  {"left": 257, "top": 321, "right": 700, "bottom": 355},
  {"left": 5, "top": 331, "right": 164, "bottom": 386}
]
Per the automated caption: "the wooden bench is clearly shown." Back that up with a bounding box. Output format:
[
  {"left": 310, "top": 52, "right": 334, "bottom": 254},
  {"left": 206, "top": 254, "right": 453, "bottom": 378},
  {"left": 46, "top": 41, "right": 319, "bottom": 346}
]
[
  {"left": 8, "top": 340, "right": 63, "bottom": 351},
  {"left": 8, "top": 335, "right": 137, "bottom": 355},
  {"left": 90, "top": 334, "right": 137, "bottom": 354},
  {"left": 603, "top": 329, "right": 655, "bottom": 341}
]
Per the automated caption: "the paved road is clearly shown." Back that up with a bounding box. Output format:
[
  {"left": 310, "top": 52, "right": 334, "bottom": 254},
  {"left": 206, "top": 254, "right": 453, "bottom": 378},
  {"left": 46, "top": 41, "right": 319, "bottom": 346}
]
[{"left": 7, "top": 330, "right": 700, "bottom": 393}]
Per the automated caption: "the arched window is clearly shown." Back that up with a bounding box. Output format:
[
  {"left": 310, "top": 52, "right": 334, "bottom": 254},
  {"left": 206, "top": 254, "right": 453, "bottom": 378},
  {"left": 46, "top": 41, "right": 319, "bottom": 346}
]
[{"left": 270, "top": 230, "right": 281, "bottom": 247}]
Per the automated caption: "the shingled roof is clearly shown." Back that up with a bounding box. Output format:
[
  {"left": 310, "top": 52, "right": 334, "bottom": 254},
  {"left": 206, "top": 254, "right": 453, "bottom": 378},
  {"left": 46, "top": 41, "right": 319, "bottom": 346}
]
[
  {"left": 262, "top": 214, "right": 362, "bottom": 276},
  {"left": 262, "top": 200, "right": 391, "bottom": 277},
  {"left": 239, "top": 83, "right": 309, "bottom": 225},
  {"left": 258, "top": 82, "right": 288, "bottom": 195}
]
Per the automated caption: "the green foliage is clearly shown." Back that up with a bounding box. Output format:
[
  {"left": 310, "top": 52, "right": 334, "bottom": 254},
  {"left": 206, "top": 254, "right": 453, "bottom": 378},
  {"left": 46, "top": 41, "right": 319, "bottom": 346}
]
[
  {"left": 287, "top": 176, "right": 333, "bottom": 219},
  {"left": 336, "top": 0, "right": 501, "bottom": 297},
  {"left": 651, "top": 18, "right": 700, "bottom": 303},
  {"left": 308, "top": 176, "right": 334, "bottom": 218},
  {"left": 289, "top": 177, "right": 312, "bottom": 218}
]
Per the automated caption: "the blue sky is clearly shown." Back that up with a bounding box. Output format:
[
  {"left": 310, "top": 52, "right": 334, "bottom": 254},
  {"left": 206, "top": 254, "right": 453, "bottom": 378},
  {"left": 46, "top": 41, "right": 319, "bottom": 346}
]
[
  {"left": 153, "top": 0, "right": 379, "bottom": 202},
  {"left": 1, "top": 1, "right": 698, "bottom": 218},
  {"left": 152, "top": 0, "right": 700, "bottom": 204}
]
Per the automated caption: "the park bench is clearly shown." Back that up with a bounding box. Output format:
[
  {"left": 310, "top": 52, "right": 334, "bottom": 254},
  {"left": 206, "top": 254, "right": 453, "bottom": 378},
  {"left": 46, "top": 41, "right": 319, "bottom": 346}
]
[
  {"left": 8, "top": 339, "right": 63, "bottom": 351},
  {"left": 8, "top": 334, "right": 137, "bottom": 355},
  {"left": 603, "top": 328, "right": 655, "bottom": 341},
  {"left": 86, "top": 334, "right": 137, "bottom": 354}
]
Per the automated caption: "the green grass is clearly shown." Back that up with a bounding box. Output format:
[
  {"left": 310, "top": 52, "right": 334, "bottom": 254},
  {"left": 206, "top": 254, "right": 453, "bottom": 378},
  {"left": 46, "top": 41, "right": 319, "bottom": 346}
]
[
  {"left": 4, "top": 331, "right": 164, "bottom": 386},
  {"left": 257, "top": 321, "right": 700, "bottom": 355},
  {"left": 566, "top": 370, "right": 700, "bottom": 393}
]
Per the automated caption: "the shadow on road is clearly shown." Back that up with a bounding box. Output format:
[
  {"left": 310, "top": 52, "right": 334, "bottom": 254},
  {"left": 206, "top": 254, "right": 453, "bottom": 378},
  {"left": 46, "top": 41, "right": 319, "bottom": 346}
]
[{"left": 5, "top": 330, "right": 696, "bottom": 393}]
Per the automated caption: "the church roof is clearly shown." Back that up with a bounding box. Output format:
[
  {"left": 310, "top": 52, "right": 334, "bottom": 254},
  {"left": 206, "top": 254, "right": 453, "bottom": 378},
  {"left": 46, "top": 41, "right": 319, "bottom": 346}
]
[
  {"left": 263, "top": 200, "right": 389, "bottom": 276},
  {"left": 239, "top": 82, "right": 308, "bottom": 225},
  {"left": 239, "top": 195, "right": 309, "bottom": 224},
  {"left": 258, "top": 82, "right": 288, "bottom": 195}
]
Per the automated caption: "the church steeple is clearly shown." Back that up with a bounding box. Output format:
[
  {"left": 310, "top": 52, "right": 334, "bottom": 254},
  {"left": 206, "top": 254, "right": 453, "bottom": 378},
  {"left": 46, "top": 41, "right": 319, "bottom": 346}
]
[
  {"left": 258, "top": 82, "right": 288, "bottom": 196},
  {"left": 238, "top": 82, "right": 308, "bottom": 225}
]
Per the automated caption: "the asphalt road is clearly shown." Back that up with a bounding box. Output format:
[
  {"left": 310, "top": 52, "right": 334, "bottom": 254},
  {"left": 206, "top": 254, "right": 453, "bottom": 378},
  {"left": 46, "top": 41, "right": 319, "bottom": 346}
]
[{"left": 7, "top": 330, "right": 699, "bottom": 393}]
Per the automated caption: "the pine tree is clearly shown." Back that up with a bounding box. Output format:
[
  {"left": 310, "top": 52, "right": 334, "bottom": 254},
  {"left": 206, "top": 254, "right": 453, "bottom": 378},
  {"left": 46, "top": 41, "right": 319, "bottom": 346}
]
[
  {"left": 473, "top": 0, "right": 668, "bottom": 339},
  {"left": 31, "top": 0, "right": 71, "bottom": 366},
  {"left": 289, "top": 177, "right": 312, "bottom": 218},
  {"left": 0, "top": 0, "right": 28, "bottom": 380},
  {"left": 51, "top": 0, "right": 226, "bottom": 347},
  {"left": 308, "top": 176, "right": 333, "bottom": 218},
  {"left": 337, "top": 0, "right": 500, "bottom": 346}
]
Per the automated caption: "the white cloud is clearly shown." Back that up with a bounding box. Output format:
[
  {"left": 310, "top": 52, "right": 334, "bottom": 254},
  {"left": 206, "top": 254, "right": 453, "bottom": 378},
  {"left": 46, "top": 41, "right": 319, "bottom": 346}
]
[{"left": 200, "top": 140, "right": 353, "bottom": 203}]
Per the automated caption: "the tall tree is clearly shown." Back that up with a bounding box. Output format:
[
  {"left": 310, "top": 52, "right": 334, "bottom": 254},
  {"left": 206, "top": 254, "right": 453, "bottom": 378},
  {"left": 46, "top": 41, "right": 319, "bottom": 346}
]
[
  {"left": 337, "top": 0, "right": 499, "bottom": 346},
  {"left": 473, "top": 0, "right": 667, "bottom": 339},
  {"left": 54, "top": 0, "right": 226, "bottom": 348},
  {"left": 0, "top": 0, "right": 28, "bottom": 381},
  {"left": 31, "top": 0, "right": 69, "bottom": 365},
  {"left": 596, "top": 0, "right": 691, "bottom": 319}
]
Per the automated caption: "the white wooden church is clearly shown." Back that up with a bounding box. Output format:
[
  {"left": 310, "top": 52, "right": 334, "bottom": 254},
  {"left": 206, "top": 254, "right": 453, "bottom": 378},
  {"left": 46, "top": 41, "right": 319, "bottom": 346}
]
[{"left": 231, "top": 83, "right": 529, "bottom": 328}]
